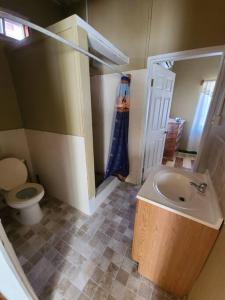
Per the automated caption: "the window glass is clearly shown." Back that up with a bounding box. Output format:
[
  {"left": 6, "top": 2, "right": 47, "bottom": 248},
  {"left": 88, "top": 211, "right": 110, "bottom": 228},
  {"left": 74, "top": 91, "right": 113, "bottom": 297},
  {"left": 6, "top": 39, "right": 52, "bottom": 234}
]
[
  {"left": 4, "top": 18, "right": 25, "bottom": 40},
  {"left": 0, "top": 18, "right": 3, "bottom": 34}
]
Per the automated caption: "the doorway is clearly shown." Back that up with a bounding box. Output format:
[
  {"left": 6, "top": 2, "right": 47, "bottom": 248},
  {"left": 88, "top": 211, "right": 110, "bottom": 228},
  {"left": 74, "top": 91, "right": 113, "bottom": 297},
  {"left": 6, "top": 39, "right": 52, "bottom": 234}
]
[
  {"left": 141, "top": 45, "right": 225, "bottom": 181},
  {"left": 162, "top": 57, "right": 220, "bottom": 170}
]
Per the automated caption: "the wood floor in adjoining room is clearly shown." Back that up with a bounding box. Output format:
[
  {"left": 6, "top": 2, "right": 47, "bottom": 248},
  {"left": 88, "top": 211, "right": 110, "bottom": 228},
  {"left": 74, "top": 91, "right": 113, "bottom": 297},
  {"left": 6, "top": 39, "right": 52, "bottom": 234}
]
[
  {"left": 162, "top": 151, "right": 196, "bottom": 170},
  {"left": 1, "top": 183, "right": 182, "bottom": 300}
]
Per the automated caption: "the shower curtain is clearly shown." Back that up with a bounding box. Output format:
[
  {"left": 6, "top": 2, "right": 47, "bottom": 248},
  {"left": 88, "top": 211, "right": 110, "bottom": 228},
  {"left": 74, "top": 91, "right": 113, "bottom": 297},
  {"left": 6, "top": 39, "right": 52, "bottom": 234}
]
[{"left": 105, "top": 75, "right": 131, "bottom": 181}]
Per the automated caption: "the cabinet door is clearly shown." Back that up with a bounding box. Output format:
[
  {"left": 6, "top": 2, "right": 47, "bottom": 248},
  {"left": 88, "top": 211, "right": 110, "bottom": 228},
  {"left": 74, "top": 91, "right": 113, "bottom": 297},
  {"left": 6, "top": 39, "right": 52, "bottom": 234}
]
[{"left": 132, "top": 200, "right": 219, "bottom": 296}]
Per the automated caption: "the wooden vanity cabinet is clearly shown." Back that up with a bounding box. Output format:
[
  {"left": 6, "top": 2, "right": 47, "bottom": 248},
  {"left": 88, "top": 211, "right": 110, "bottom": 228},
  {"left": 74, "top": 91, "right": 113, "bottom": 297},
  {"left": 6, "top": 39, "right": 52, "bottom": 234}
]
[{"left": 132, "top": 200, "right": 219, "bottom": 297}]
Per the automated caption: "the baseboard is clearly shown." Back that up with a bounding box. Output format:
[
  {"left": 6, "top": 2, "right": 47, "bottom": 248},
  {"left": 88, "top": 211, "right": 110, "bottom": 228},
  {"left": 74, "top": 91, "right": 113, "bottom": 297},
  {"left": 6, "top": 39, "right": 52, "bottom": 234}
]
[{"left": 89, "top": 176, "right": 120, "bottom": 214}]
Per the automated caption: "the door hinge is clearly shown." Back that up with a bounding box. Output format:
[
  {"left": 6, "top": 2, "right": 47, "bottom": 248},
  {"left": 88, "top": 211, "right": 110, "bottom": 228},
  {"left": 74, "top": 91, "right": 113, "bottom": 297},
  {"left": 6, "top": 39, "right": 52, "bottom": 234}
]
[{"left": 151, "top": 78, "right": 154, "bottom": 87}]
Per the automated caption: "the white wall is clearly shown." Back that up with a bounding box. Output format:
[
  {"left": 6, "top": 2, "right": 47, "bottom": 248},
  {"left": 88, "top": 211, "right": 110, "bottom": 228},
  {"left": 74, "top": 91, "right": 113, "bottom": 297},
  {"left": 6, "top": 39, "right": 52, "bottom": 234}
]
[
  {"left": 128, "top": 69, "right": 147, "bottom": 184},
  {"left": 0, "top": 129, "right": 33, "bottom": 178},
  {"left": 25, "top": 129, "right": 91, "bottom": 215},
  {"left": 90, "top": 69, "right": 147, "bottom": 185},
  {"left": 90, "top": 74, "right": 120, "bottom": 174},
  {"left": 0, "top": 129, "right": 92, "bottom": 214}
]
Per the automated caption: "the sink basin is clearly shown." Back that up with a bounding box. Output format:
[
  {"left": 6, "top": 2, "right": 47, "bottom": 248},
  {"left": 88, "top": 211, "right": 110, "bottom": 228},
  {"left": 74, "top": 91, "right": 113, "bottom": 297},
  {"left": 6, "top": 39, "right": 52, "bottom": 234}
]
[
  {"left": 137, "top": 165, "right": 223, "bottom": 229},
  {"left": 153, "top": 170, "right": 200, "bottom": 210}
]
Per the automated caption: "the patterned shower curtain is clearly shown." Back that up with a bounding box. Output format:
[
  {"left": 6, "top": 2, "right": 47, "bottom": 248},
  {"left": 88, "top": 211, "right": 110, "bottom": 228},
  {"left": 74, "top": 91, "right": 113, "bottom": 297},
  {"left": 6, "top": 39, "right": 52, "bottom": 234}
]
[{"left": 105, "top": 75, "right": 131, "bottom": 181}]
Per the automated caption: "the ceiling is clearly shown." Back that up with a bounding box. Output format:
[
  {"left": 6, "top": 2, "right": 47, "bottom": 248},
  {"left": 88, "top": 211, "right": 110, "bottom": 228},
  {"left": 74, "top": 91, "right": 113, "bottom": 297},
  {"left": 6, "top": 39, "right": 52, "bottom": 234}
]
[{"left": 52, "top": 0, "right": 82, "bottom": 7}]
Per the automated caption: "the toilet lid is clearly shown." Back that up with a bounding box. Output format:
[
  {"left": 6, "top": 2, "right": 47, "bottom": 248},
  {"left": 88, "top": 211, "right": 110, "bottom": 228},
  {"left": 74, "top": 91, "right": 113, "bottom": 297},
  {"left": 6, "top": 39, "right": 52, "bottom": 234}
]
[{"left": 0, "top": 158, "right": 28, "bottom": 191}]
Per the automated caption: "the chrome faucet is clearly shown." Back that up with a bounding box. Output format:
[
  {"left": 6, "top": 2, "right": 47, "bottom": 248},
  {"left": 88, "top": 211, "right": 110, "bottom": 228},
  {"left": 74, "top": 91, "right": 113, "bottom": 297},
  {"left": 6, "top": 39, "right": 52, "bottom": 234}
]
[{"left": 190, "top": 182, "right": 208, "bottom": 193}]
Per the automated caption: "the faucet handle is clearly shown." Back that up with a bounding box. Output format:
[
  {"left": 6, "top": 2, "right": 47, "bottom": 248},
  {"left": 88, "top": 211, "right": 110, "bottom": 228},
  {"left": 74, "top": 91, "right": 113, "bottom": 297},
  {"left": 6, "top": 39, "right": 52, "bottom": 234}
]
[{"left": 190, "top": 181, "right": 207, "bottom": 193}]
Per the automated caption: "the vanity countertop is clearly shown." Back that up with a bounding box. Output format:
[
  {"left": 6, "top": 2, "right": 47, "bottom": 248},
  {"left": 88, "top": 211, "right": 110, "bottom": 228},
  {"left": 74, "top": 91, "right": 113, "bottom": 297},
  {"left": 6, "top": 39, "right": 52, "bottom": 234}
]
[{"left": 137, "top": 166, "right": 223, "bottom": 229}]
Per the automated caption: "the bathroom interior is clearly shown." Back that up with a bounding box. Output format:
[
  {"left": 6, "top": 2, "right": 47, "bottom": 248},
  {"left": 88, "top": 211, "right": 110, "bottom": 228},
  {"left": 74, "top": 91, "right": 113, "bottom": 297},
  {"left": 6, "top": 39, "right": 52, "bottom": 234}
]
[
  {"left": 1, "top": 1, "right": 225, "bottom": 300},
  {"left": 161, "top": 56, "right": 221, "bottom": 170}
]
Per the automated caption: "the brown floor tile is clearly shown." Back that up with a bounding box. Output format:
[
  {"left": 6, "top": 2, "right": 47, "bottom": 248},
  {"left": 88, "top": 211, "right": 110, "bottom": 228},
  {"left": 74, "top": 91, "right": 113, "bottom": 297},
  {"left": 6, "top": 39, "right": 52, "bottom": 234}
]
[
  {"left": 91, "top": 266, "right": 104, "bottom": 284},
  {"left": 2, "top": 184, "right": 180, "bottom": 300},
  {"left": 107, "top": 296, "right": 116, "bottom": 300},
  {"left": 103, "top": 247, "right": 115, "bottom": 259},
  {"left": 93, "top": 286, "right": 108, "bottom": 300},
  {"left": 83, "top": 279, "right": 98, "bottom": 298},
  {"left": 138, "top": 281, "right": 153, "bottom": 299},
  {"left": 122, "top": 289, "right": 136, "bottom": 300},
  {"left": 78, "top": 293, "right": 90, "bottom": 300},
  {"left": 116, "top": 268, "right": 129, "bottom": 286},
  {"left": 105, "top": 227, "right": 115, "bottom": 237},
  {"left": 126, "top": 274, "right": 141, "bottom": 294},
  {"left": 64, "top": 282, "right": 81, "bottom": 299},
  {"left": 107, "top": 262, "right": 119, "bottom": 278}
]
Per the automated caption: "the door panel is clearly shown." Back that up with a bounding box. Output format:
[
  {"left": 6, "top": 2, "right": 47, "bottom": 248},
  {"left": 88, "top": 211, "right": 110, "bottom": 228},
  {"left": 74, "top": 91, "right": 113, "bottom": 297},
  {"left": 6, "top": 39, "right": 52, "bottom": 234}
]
[
  {"left": 0, "top": 221, "right": 37, "bottom": 299},
  {"left": 143, "top": 64, "right": 176, "bottom": 180}
]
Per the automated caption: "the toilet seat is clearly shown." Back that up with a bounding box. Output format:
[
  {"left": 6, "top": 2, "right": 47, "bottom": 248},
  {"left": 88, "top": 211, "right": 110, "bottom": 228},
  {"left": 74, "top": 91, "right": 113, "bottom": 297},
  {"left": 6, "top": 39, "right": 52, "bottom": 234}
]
[
  {"left": 0, "top": 157, "right": 45, "bottom": 225},
  {"left": 0, "top": 157, "right": 28, "bottom": 191},
  {"left": 6, "top": 182, "right": 44, "bottom": 209}
]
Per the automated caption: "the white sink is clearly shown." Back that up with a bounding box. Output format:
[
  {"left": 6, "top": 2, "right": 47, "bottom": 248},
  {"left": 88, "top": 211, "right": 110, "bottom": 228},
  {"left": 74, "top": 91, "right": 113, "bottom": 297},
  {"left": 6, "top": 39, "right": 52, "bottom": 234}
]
[
  {"left": 137, "top": 166, "right": 223, "bottom": 229},
  {"left": 153, "top": 171, "right": 199, "bottom": 210}
]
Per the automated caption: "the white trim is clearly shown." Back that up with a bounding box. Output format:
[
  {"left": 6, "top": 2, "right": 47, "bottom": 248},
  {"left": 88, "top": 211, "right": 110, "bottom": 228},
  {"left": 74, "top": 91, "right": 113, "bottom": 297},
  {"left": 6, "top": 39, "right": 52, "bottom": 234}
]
[
  {"left": 147, "top": 45, "right": 225, "bottom": 63},
  {"left": 0, "top": 221, "right": 38, "bottom": 299},
  {"left": 76, "top": 16, "right": 129, "bottom": 65},
  {"left": 89, "top": 177, "right": 120, "bottom": 214},
  {"left": 0, "top": 10, "right": 128, "bottom": 75},
  {"left": 141, "top": 45, "right": 225, "bottom": 181}
]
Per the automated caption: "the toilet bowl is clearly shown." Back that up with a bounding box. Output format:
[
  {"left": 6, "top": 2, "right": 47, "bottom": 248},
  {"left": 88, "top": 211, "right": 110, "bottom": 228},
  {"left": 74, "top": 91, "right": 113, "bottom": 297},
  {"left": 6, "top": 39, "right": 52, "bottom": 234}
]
[{"left": 0, "top": 158, "right": 45, "bottom": 225}]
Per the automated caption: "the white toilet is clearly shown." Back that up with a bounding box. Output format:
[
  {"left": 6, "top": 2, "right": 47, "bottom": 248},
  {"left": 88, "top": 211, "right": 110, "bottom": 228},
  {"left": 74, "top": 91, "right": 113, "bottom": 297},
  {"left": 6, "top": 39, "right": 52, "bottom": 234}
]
[{"left": 0, "top": 157, "right": 45, "bottom": 225}]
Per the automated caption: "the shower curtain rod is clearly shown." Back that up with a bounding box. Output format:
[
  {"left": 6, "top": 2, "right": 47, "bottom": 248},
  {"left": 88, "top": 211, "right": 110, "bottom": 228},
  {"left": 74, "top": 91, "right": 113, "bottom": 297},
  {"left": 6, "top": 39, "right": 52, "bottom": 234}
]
[{"left": 0, "top": 10, "right": 125, "bottom": 76}]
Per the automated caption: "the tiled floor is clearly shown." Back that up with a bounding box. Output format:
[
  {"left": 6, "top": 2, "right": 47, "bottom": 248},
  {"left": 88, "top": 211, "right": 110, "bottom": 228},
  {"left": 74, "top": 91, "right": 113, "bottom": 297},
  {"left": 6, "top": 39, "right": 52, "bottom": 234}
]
[
  {"left": 162, "top": 151, "right": 196, "bottom": 170},
  {"left": 1, "top": 183, "right": 182, "bottom": 300}
]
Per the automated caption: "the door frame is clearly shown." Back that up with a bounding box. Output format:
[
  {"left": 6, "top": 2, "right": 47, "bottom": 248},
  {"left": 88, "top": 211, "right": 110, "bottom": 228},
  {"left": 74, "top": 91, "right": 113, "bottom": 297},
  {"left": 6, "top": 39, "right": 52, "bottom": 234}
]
[
  {"left": 140, "top": 44, "right": 225, "bottom": 182},
  {"left": 0, "top": 220, "right": 38, "bottom": 300}
]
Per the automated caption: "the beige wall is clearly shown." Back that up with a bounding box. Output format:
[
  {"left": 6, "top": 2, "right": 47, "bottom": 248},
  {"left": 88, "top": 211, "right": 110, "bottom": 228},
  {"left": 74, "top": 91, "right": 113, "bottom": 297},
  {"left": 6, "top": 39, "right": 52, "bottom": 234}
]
[
  {"left": 188, "top": 134, "right": 225, "bottom": 300},
  {"left": 9, "top": 16, "right": 95, "bottom": 199},
  {"left": 84, "top": 0, "right": 225, "bottom": 73},
  {"left": 0, "top": 44, "right": 22, "bottom": 130},
  {"left": 0, "top": 0, "right": 64, "bottom": 27},
  {"left": 170, "top": 56, "right": 221, "bottom": 150},
  {"left": 87, "top": 0, "right": 152, "bottom": 72},
  {"left": 188, "top": 225, "right": 225, "bottom": 300},
  {"left": 186, "top": 58, "right": 225, "bottom": 300},
  {"left": 149, "top": 0, "right": 225, "bottom": 56},
  {"left": 10, "top": 27, "right": 83, "bottom": 136},
  {"left": 0, "top": 0, "right": 66, "bottom": 131}
]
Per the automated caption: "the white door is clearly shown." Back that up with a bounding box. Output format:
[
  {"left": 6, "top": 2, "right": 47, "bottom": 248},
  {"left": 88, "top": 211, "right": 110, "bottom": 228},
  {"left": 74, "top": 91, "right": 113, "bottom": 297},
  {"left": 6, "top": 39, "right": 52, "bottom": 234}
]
[
  {"left": 143, "top": 64, "right": 176, "bottom": 180},
  {"left": 0, "top": 220, "right": 38, "bottom": 300}
]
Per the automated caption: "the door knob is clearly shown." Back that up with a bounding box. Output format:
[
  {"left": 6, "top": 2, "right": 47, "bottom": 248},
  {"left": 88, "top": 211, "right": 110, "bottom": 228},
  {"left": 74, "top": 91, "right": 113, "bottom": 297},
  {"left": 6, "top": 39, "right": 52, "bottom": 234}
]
[{"left": 164, "top": 131, "right": 168, "bottom": 134}]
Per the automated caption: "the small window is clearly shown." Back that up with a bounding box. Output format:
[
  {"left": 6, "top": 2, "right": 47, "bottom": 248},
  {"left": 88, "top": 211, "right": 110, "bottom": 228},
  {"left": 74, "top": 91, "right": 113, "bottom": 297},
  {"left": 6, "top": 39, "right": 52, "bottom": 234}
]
[
  {"left": 0, "top": 17, "right": 29, "bottom": 41},
  {"left": 0, "top": 18, "right": 3, "bottom": 34}
]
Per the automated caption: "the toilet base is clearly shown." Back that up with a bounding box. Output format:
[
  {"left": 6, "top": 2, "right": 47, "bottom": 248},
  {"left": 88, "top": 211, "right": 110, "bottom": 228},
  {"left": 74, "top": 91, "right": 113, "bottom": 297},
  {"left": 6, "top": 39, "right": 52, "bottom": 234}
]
[{"left": 14, "top": 203, "right": 43, "bottom": 225}]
